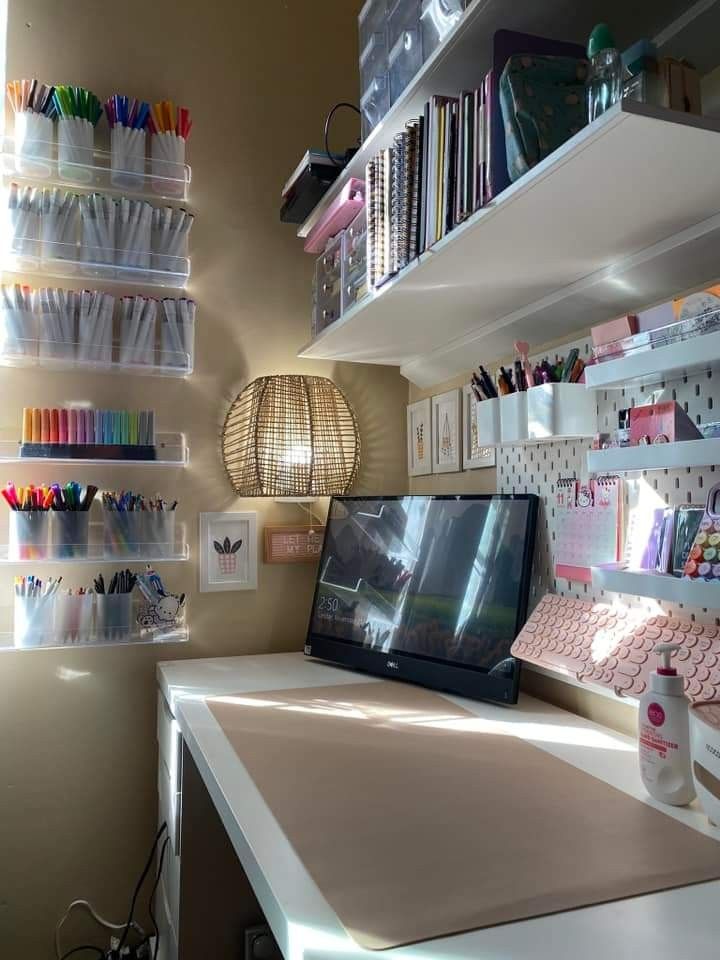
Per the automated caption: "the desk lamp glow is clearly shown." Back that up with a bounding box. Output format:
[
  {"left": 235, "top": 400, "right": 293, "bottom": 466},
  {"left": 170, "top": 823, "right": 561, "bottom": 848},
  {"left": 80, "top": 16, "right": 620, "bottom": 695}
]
[{"left": 221, "top": 376, "right": 360, "bottom": 505}]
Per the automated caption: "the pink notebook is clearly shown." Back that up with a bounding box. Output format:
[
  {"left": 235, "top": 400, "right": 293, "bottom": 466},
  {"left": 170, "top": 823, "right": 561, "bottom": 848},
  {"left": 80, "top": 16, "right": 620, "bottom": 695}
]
[{"left": 304, "top": 178, "right": 365, "bottom": 254}]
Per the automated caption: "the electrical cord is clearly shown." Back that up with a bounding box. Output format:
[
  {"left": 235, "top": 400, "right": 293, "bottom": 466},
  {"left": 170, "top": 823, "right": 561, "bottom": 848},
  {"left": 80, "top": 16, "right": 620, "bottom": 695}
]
[
  {"left": 59, "top": 947, "right": 106, "bottom": 960},
  {"left": 323, "top": 101, "right": 361, "bottom": 167},
  {"left": 117, "top": 823, "right": 168, "bottom": 952},
  {"left": 147, "top": 836, "right": 170, "bottom": 960},
  {"left": 55, "top": 899, "right": 146, "bottom": 959}
]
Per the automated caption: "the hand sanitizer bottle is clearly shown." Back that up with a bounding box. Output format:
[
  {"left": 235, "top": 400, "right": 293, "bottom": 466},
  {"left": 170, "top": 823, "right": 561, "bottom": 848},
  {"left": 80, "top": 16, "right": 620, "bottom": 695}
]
[
  {"left": 587, "top": 23, "right": 623, "bottom": 122},
  {"left": 639, "top": 642, "right": 696, "bottom": 806}
]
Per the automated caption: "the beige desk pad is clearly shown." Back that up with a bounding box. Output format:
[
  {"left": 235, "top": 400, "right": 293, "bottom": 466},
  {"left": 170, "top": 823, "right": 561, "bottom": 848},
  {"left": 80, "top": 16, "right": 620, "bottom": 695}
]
[{"left": 208, "top": 681, "right": 720, "bottom": 951}]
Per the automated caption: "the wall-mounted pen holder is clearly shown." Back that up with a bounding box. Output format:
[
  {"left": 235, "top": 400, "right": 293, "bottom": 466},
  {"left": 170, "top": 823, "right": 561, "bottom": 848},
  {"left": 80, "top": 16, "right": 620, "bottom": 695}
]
[
  {"left": 50, "top": 511, "right": 90, "bottom": 560},
  {"left": 14, "top": 594, "right": 54, "bottom": 647},
  {"left": 526, "top": 382, "right": 597, "bottom": 441},
  {"left": 150, "top": 134, "right": 186, "bottom": 197},
  {"left": 110, "top": 125, "right": 147, "bottom": 190},
  {"left": 144, "top": 512, "right": 176, "bottom": 559},
  {"left": 54, "top": 593, "right": 93, "bottom": 643},
  {"left": 57, "top": 117, "right": 95, "bottom": 183},
  {"left": 14, "top": 112, "right": 54, "bottom": 179},
  {"left": 103, "top": 511, "right": 175, "bottom": 558},
  {"left": 9, "top": 511, "right": 50, "bottom": 560},
  {"left": 0, "top": 304, "right": 37, "bottom": 360},
  {"left": 475, "top": 397, "right": 501, "bottom": 446},
  {"left": 96, "top": 592, "right": 132, "bottom": 641},
  {"left": 499, "top": 391, "right": 528, "bottom": 444}
]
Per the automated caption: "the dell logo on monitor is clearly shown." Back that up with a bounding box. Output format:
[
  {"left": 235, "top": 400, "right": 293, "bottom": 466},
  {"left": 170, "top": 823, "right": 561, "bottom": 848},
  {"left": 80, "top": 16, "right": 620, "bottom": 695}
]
[{"left": 386, "top": 659, "right": 400, "bottom": 670}]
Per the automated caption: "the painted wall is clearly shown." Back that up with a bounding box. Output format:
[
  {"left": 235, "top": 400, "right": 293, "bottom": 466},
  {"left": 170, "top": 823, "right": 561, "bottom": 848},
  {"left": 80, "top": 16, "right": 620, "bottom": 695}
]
[{"left": 0, "top": 1, "right": 410, "bottom": 956}]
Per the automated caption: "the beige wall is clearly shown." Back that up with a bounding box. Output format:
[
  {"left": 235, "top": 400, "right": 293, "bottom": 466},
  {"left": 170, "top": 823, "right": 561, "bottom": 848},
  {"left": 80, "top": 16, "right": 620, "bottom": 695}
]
[{"left": 0, "top": 2, "right": 409, "bottom": 956}]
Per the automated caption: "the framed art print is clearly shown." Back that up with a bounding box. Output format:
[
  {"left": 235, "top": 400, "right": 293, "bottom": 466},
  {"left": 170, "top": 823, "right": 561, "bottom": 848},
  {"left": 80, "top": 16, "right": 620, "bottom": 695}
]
[
  {"left": 462, "top": 384, "right": 497, "bottom": 470},
  {"left": 407, "top": 398, "right": 432, "bottom": 477},
  {"left": 431, "top": 389, "right": 461, "bottom": 474},
  {"left": 200, "top": 511, "right": 257, "bottom": 592}
]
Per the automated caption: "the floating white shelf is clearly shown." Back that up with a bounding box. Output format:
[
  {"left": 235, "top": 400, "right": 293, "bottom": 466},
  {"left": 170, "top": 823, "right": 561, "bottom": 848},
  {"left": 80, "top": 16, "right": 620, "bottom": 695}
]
[
  {"left": 299, "top": 103, "right": 720, "bottom": 387},
  {"left": 585, "top": 330, "right": 720, "bottom": 392},
  {"left": 592, "top": 563, "right": 720, "bottom": 609},
  {"left": 0, "top": 431, "right": 189, "bottom": 466},
  {"left": 587, "top": 437, "right": 720, "bottom": 473},
  {"left": 0, "top": 621, "right": 189, "bottom": 653},
  {"left": 2, "top": 136, "right": 191, "bottom": 203}
]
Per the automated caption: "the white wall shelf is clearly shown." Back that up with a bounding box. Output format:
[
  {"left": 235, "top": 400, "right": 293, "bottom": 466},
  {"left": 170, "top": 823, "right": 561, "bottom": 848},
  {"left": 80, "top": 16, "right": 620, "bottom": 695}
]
[
  {"left": 592, "top": 563, "right": 720, "bottom": 609},
  {"left": 299, "top": 102, "right": 720, "bottom": 387},
  {"left": 587, "top": 437, "right": 720, "bottom": 474},
  {"left": 585, "top": 330, "right": 720, "bottom": 392}
]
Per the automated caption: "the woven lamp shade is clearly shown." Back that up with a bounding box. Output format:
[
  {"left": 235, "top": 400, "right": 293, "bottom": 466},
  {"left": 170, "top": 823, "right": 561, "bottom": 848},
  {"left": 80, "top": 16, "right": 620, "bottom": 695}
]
[{"left": 222, "top": 375, "right": 360, "bottom": 497}]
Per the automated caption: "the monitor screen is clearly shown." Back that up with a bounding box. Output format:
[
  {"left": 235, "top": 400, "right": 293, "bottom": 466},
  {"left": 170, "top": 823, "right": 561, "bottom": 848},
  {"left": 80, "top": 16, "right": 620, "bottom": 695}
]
[{"left": 306, "top": 495, "right": 538, "bottom": 704}]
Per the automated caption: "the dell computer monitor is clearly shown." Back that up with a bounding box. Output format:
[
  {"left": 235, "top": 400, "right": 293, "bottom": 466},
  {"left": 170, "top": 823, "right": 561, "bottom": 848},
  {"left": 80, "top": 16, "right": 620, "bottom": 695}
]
[{"left": 306, "top": 494, "right": 538, "bottom": 704}]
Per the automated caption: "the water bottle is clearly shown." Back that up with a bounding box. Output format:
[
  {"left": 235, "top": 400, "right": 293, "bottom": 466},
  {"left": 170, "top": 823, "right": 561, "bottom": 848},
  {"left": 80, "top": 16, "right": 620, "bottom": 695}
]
[{"left": 586, "top": 23, "right": 622, "bottom": 122}]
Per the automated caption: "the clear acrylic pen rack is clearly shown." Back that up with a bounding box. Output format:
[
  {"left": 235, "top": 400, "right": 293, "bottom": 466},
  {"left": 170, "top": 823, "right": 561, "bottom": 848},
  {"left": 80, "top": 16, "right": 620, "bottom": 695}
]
[
  {"left": 0, "top": 431, "right": 189, "bottom": 466},
  {"left": 0, "top": 338, "right": 193, "bottom": 378}
]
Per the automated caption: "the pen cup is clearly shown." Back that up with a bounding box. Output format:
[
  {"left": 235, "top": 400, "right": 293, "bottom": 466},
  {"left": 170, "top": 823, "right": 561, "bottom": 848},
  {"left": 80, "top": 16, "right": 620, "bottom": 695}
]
[
  {"left": 14, "top": 110, "right": 54, "bottom": 179},
  {"left": 9, "top": 511, "right": 50, "bottom": 560},
  {"left": 14, "top": 594, "right": 56, "bottom": 648},
  {"left": 96, "top": 592, "right": 132, "bottom": 642},
  {"left": 6, "top": 198, "right": 40, "bottom": 262},
  {"left": 161, "top": 316, "right": 194, "bottom": 371},
  {"left": 144, "top": 511, "right": 176, "bottom": 559},
  {"left": 103, "top": 511, "right": 145, "bottom": 558},
  {"left": 499, "top": 392, "right": 528, "bottom": 444},
  {"left": 77, "top": 299, "right": 112, "bottom": 366},
  {"left": 50, "top": 511, "right": 90, "bottom": 560},
  {"left": 150, "top": 133, "right": 186, "bottom": 197},
  {"left": 0, "top": 305, "right": 37, "bottom": 360},
  {"left": 57, "top": 116, "right": 94, "bottom": 183},
  {"left": 54, "top": 592, "right": 93, "bottom": 643},
  {"left": 41, "top": 205, "right": 80, "bottom": 263},
  {"left": 475, "top": 397, "right": 501, "bottom": 447},
  {"left": 110, "top": 125, "right": 147, "bottom": 190},
  {"left": 119, "top": 305, "right": 156, "bottom": 366},
  {"left": 80, "top": 210, "right": 115, "bottom": 277},
  {"left": 38, "top": 309, "right": 75, "bottom": 362}
]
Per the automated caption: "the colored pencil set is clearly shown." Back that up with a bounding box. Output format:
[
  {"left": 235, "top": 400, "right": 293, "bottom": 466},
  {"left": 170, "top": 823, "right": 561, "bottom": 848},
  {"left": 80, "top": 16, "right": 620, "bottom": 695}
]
[
  {"left": 21, "top": 407, "right": 156, "bottom": 459},
  {"left": 2, "top": 481, "right": 97, "bottom": 512}
]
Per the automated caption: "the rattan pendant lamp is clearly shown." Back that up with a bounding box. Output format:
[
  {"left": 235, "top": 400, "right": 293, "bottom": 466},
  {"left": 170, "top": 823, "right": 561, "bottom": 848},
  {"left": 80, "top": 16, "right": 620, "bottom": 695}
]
[{"left": 221, "top": 375, "right": 360, "bottom": 497}]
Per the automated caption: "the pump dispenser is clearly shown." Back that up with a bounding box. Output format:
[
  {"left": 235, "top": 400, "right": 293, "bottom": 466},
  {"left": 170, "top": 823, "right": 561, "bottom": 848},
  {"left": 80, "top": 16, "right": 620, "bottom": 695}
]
[{"left": 638, "top": 642, "right": 696, "bottom": 805}]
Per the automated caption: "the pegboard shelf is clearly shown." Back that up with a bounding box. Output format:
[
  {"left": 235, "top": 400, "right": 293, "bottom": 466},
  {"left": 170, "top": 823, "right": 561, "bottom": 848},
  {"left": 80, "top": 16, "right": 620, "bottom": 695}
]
[
  {"left": 300, "top": 102, "right": 720, "bottom": 386},
  {"left": 587, "top": 438, "right": 720, "bottom": 473},
  {"left": 592, "top": 563, "right": 720, "bottom": 609},
  {"left": 585, "top": 330, "right": 720, "bottom": 391}
]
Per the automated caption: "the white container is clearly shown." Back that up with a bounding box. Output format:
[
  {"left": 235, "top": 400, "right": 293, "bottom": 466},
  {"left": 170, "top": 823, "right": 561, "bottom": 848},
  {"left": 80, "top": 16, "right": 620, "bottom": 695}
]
[
  {"left": 50, "top": 511, "right": 90, "bottom": 560},
  {"left": 526, "top": 382, "right": 596, "bottom": 440},
  {"left": 150, "top": 133, "right": 186, "bottom": 197},
  {"left": 160, "top": 315, "right": 194, "bottom": 371},
  {"left": 55, "top": 593, "right": 93, "bottom": 643},
  {"left": 9, "top": 511, "right": 50, "bottom": 560},
  {"left": 96, "top": 592, "right": 132, "bottom": 641},
  {"left": 638, "top": 643, "right": 695, "bottom": 806},
  {"left": 0, "top": 306, "right": 37, "bottom": 359},
  {"left": 110, "top": 125, "right": 147, "bottom": 190},
  {"left": 690, "top": 701, "right": 720, "bottom": 826},
  {"left": 475, "top": 397, "right": 500, "bottom": 446},
  {"left": 14, "top": 110, "right": 54, "bottom": 179},
  {"left": 57, "top": 116, "right": 94, "bottom": 183},
  {"left": 14, "top": 594, "right": 55, "bottom": 648},
  {"left": 499, "top": 391, "right": 528, "bottom": 444}
]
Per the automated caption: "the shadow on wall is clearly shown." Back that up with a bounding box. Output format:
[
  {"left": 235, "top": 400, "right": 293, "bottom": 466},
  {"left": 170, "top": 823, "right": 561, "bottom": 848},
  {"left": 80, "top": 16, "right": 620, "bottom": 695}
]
[{"left": 332, "top": 362, "right": 408, "bottom": 495}]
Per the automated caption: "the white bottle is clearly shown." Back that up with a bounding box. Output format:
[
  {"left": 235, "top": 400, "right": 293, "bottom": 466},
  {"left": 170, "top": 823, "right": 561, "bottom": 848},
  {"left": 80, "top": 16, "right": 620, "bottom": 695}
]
[{"left": 639, "top": 642, "right": 695, "bottom": 806}]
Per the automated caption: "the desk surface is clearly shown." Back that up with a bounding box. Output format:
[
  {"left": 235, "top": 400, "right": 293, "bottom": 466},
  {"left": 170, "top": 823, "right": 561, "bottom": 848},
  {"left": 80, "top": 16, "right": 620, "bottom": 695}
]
[{"left": 158, "top": 652, "right": 720, "bottom": 960}]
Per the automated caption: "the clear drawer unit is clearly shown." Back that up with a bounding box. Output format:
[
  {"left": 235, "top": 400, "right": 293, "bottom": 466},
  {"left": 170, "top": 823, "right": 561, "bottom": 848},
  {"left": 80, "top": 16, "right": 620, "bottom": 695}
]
[
  {"left": 341, "top": 206, "right": 368, "bottom": 314},
  {"left": 312, "top": 233, "right": 343, "bottom": 336}
]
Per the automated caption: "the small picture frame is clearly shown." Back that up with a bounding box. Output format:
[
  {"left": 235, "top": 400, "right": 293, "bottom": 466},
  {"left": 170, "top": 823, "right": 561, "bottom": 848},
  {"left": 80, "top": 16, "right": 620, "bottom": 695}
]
[
  {"left": 431, "top": 388, "right": 461, "bottom": 474},
  {"left": 407, "top": 398, "right": 432, "bottom": 477},
  {"left": 462, "top": 384, "right": 497, "bottom": 470},
  {"left": 200, "top": 511, "right": 257, "bottom": 592}
]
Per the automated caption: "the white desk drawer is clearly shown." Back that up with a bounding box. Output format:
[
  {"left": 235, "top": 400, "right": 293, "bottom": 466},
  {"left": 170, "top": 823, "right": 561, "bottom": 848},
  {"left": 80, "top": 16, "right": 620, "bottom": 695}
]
[
  {"left": 158, "top": 761, "right": 182, "bottom": 857},
  {"left": 157, "top": 691, "right": 182, "bottom": 795}
]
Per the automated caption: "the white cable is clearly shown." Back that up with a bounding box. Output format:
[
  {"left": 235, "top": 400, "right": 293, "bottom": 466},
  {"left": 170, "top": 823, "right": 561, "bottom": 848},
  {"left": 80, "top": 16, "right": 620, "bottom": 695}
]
[{"left": 55, "top": 898, "right": 146, "bottom": 959}]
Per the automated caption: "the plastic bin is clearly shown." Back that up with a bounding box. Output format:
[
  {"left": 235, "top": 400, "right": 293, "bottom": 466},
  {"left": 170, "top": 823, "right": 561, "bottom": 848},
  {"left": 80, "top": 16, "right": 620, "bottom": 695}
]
[
  {"left": 360, "top": 32, "right": 389, "bottom": 96},
  {"left": 526, "top": 383, "right": 597, "bottom": 440},
  {"left": 387, "top": 0, "right": 421, "bottom": 50},
  {"left": 360, "top": 74, "right": 391, "bottom": 142},
  {"left": 14, "top": 594, "right": 55, "bottom": 647},
  {"left": 14, "top": 111, "right": 54, "bottom": 179},
  {"left": 420, "top": 0, "right": 465, "bottom": 59},
  {"left": 55, "top": 593, "right": 93, "bottom": 643},
  {"left": 359, "top": 0, "right": 388, "bottom": 54},
  {"left": 312, "top": 234, "right": 343, "bottom": 336},
  {"left": 389, "top": 26, "right": 424, "bottom": 105},
  {"left": 475, "top": 397, "right": 500, "bottom": 447},
  {"left": 96, "top": 592, "right": 132, "bottom": 641},
  {"left": 341, "top": 206, "right": 368, "bottom": 314},
  {"left": 50, "top": 511, "right": 90, "bottom": 560},
  {"left": 9, "top": 511, "right": 50, "bottom": 560},
  {"left": 499, "top": 392, "right": 528, "bottom": 444}
]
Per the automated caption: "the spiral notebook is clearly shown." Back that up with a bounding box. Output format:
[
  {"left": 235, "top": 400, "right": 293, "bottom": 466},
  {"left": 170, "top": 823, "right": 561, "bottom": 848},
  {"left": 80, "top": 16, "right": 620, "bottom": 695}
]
[{"left": 554, "top": 477, "right": 623, "bottom": 583}]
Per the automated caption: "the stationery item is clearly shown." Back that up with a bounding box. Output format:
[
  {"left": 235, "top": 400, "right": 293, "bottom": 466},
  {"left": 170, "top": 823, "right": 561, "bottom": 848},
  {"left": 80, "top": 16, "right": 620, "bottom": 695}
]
[
  {"left": 118, "top": 295, "right": 157, "bottom": 365},
  {"left": 151, "top": 205, "right": 192, "bottom": 273},
  {"left": 116, "top": 198, "right": 152, "bottom": 269},
  {"left": 80, "top": 193, "right": 116, "bottom": 266},
  {"left": 19, "top": 408, "right": 157, "bottom": 460},
  {"left": 0, "top": 283, "right": 36, "bottom": 358},
  {"left": 554, "top": 476, "right": 622, "bottom": 582},
  {"left": 39, "top": 189, "right": 80, "bottom": 261},
  {"left": 77, "top": 289, "right": 114, "bottom": 364},
  {"left": 146, "top": 99, "right": 192, "bottom": 197},
  {"left": 512, "top": 593, "right": 720, "bottom": 703},
  {"left": 5, "top": 182, "right": 41, "bottom": 259},
  {"left": 303, "top": 178, "right": 365, "bottom": 255},
  {"left": 7, "top": 78, "right": 56, "bottom": 178},
  {"left": 96, "top": 590, "right": 133, "bottom": 639},
  {"left": 160, "top": 297, "right": 195, "bottom": 370},
  {"left": 624, "top": 505, "right": 671, "bottom": 571},
  {"left": 135, "top": 564, "right": 185, "bottom": 628},
  {"left": 13, "top": 574, "right": 63, "bottom": 647},
  {"left": 53, "top": 85, "right": 103, "bottom": 182},
  {"left": 689, "top": 702, "right": 720, "bottom": 826},
  {"left": 54, "top": 590, "right": 93, "bottom": 643},
  {"left": 673, "top": 505, "right": 704, "bottom": 576},
  {"left": 629, "top": 401, "right": 702, "bottom": 445},
  {"left": 683, "top": 482, "right": 720, "bottom": 581},
  {"left": 102, "top": 489, "right": 177, "bottom": 558},
  {"left": 105, "top": 94, "right": 150, "bottom": 189}
]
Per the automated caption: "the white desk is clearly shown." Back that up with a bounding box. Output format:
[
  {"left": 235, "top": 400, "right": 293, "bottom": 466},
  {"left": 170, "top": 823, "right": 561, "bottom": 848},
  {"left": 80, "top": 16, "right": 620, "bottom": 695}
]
[{"left": 156, "top": 652, "right": 720, "bottom": 960}]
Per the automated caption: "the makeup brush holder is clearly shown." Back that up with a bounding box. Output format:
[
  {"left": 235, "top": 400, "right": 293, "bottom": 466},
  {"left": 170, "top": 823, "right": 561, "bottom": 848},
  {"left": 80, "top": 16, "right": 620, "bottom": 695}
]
[
  {"left": 14, "top": 110, "right": 54, "bottom": 179},
  {"left": 57, "top": 116, "right": 94, "bottom": 183},
  {"left": 14, "top": 594, "right": 55, "bottom": 648},
  {"left": 110, "top": 125, "right": 147, "bottom": 189},
  {"left": 9, "top": 511, "right": 50, "bottom": 560},
  {"left": 50, "top": 511, "right": 90, "bottom": 559},
  {"left": 150, "top": 133, "right": 186, "bottom": 197},
  {"left": 54, "top": 593, "right": 93, "bottom": 643},
  {"left": 96, "top": 592, "right": 132, "bottom": 641}
]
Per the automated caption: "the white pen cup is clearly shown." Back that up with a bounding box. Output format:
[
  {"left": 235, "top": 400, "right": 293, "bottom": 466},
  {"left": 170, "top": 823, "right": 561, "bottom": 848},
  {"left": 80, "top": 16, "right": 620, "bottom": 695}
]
[
  {"left": 119, "top": 304, "right": 156, "bottom": 366},
  {"left": 9, "top": 511, "right": 50, "bottom": 561},
  {"left": 150, "top": 133, "right": 186, "bottom": 197},
  {"left": 80, "top": 210, "right": 115, "bottom": 276},
  {"left": 6, "top": 198, "right": 40, "bottom": 262},
  {"left": 144, "top": 511, "right": 176, "bottom": 559},
  {"left": 14, "top": 594, "right": 56, "bottom": 648},
  {"left": 54, "top": 593, "right": 93, "bottom": 644},
  {"left": 110, "top": 125, "right": 147, "bottom": 190},
  {"left": 160, "top": 316, "right": 193, "bottom": 371},
  {"left": 50, "top": 511, "right": 90, "bottom": 560},
  {"left": 103, "top": 511, "right": 145, "bottom": 557},
  {"left": 0, "top": 305, "right": 37, "bottom": 360},
  {"left": 57, "top": 116, "right": 94, "bottom": 183},
  {"left": 38, "top": 309, "right": 74, "bottom": 363},
  {"left": 96, "top": 592, "right": 132, "bottom": 641},
  {"left": 14, "top": 111, "right": 54, "bottom": 179},
  {"left": 41, "top": 205, "right": 80, "bottom": 263}
]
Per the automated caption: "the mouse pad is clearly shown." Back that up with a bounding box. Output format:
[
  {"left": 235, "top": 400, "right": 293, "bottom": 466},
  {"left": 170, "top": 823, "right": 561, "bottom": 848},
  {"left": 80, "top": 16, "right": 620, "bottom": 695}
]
[{"left": 208, "top": 681, "right": 720, "bottom": 950}]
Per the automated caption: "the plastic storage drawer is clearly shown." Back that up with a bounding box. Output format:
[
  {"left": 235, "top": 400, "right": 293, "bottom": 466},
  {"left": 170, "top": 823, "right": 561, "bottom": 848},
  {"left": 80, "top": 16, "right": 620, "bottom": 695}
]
[
  {"left": 387, "top": 0, "right": 421, "bottom": 50},
  {"left": 388, "top": 26, "right": 424, "bottom": 105},
  {"left": 341, "top": 206, "right": 369, "bottom": 314},
  {"left": 360, "top": 74, "right": 391, "bottom": 142},
  {"left": 359, "top": 0, "right": 388, "bottom": 54},
  {"left": 312, "top": 234, "right": 343, "bottom": 337},
  {"left": 420, "top": 0, "right": 465, "bottom": 59}
]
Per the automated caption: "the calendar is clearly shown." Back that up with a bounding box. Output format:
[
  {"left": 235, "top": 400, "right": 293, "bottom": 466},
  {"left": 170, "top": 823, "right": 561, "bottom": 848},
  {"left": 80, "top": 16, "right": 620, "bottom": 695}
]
[{"left": 554, "top": 477, "right": 622, "bottom": 583}]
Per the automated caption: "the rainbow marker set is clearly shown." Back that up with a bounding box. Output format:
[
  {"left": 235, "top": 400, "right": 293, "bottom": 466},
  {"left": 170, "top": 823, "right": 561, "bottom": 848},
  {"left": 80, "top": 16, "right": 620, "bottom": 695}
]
[{"left": 21, "top": 407, "right": 156, "bottom": 460}]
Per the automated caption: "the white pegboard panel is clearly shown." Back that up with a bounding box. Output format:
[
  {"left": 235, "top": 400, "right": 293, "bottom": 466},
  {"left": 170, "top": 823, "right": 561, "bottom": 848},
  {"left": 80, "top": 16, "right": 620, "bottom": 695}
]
[{"left": 497, "top": 334, "right": 720, "bottom": 626}]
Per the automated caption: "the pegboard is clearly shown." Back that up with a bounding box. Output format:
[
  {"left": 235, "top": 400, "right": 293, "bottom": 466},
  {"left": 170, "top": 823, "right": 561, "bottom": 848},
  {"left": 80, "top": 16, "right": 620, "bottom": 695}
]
[{"left": 497, "top": 334, "right": 720, "bottom": 627}]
